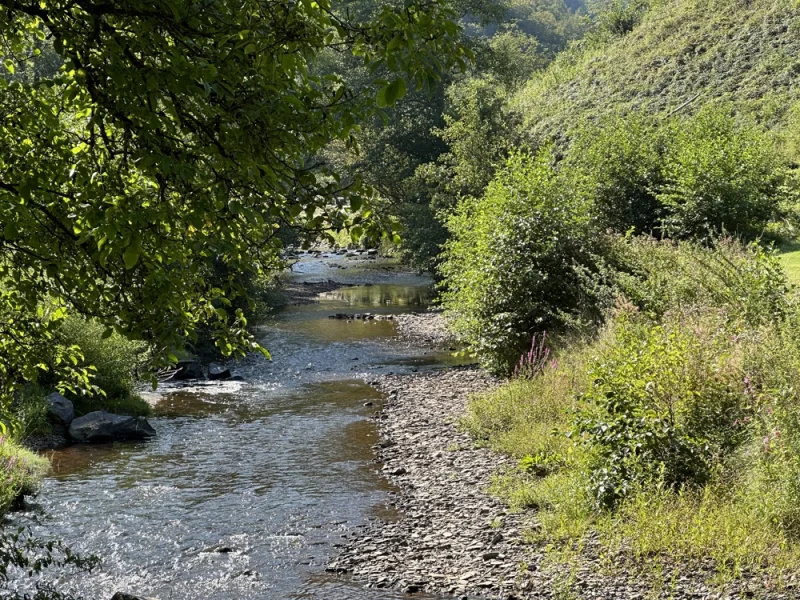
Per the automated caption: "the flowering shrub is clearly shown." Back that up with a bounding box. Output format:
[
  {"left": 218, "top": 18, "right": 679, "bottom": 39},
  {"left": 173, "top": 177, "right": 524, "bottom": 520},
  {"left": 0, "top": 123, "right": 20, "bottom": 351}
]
[{"left": 513, "top": 333, "right": 553, "bottom": 379}]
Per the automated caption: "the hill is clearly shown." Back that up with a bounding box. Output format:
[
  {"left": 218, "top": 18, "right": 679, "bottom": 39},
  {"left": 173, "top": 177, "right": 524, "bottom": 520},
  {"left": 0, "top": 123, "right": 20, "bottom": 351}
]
[{"left": 514, "top": 0, "right": 800, "bottom": 142}]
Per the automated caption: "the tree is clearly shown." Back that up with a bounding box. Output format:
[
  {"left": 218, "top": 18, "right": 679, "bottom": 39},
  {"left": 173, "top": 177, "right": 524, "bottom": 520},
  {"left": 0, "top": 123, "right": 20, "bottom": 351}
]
[{"left": 0, "top": 0, "right": 468, "bottom": 418}]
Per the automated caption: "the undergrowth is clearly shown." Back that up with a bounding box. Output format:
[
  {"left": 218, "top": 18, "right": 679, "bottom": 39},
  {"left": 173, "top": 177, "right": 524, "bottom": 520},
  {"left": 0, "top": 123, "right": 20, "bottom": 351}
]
[
  {"left": 466, "top": 237, "right": 800, "bottom": 589},
  {"left": 0, "top": 437, "right": 48, "bottom": 516}
]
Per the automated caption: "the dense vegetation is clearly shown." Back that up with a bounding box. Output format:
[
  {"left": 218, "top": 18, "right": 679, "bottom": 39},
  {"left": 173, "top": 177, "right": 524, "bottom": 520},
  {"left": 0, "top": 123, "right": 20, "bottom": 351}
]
[
  {"left": 440, "top": 0, "right": 800, "bottom": 589},
  {"left": 0, "top": 2, "right": 468, "bottom": 593},
  {"left": 441, "top": 105, "right": 790, "bottom": 370},
  {"left": 0, "top": 0, "right": 468, "bottom": 430},
  {"left": 465, "top": 238, "right": 800, "bottom": 584}
]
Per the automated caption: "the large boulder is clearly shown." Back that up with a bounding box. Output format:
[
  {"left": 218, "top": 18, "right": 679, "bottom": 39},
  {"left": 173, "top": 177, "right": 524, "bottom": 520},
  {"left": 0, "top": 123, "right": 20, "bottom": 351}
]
[
  {"left": 208, "top": 363, "right": 232, "bottom": 380},
  {"left": 45, "top": 392, "right": 74, "bottom": 430},
  {"left": 69, "top": 411, "right": 156, "bottom": 443},
  {"left": 169, "top": 359, "right": 204, "bottom": 381}
]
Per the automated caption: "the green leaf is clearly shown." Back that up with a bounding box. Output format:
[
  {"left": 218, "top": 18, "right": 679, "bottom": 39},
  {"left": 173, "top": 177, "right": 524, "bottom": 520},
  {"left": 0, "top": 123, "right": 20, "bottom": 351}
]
[
  {"left": 123, "top": 244, "right": 140, "bottom": 270},
  {"left": 3, "top": 220, "right": 19, "bottom": 240},
  {"left": 3, "top": 59, "right": 14, "bottom": 74},
  {"left": 376, "top": 85, "right": 389, "bottom": 108}
]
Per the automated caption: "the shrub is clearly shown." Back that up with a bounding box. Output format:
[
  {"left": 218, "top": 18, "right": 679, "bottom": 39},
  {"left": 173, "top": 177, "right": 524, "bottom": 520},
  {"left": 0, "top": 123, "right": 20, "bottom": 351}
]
[
  {"left": 438, "top": 104, "right": 786, "bottom": 372},
  {"left": 465, "top": 236, "right": 800, "bottom": 581},
  {"left": 609, "top": 236, "right": 791, "bottom": 324},
  {"left": 0, "top": 437, "right": 48, "bottom": 515},
  {"left": 10, "top": 386, "right": 50, "bottom": 440},
  {"left": 56, "top": 317, "right": 150, "bottom": 416},
  {"left": 565, "top": 114, "right": 666, "bottom": 234},
  {"left": 592, "top": 0, "right": 651, "bottom": 37},
  {"left": 574, "top": 309, "right": 752, "bottom": 509},
  {"left": 659, "top": 106, "right": 782, "bottom": 239},
  {"left": 439, "top": 148, "right": 598, "bottom": 372}
]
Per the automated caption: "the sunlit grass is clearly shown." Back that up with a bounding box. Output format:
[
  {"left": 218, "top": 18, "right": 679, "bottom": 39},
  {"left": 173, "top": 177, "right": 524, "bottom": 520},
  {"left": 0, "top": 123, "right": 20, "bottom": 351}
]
[
  {"left": 0, "top": 437, "right": 49, "bottom": 516},
  {"left": 779, "top": 242, "right": 800, "bottom": 284}
]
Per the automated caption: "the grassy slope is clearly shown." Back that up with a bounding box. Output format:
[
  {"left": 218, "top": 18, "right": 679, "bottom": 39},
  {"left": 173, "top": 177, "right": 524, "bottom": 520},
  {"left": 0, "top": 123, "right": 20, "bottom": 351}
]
[
  {"left": 514, "top": 0, "right": 800, "bottom": 143},
  {"left": 779, "top": 242, "right": 800, "bottom": 283}
]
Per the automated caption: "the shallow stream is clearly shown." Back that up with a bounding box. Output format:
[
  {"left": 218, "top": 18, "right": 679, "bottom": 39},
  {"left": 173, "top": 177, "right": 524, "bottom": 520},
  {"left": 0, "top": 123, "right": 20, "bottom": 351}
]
[{"left": 10, "top": 255, "right": 467, "bottom": 600}]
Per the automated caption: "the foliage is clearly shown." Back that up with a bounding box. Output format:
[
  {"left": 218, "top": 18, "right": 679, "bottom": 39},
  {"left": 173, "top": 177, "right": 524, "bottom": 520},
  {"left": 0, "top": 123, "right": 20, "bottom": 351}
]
[
  {"left": 564, "top": 114, "right": 666, "bottom": 234},
  {"left": 54, "top": 317, "right": 149, "bottom": 414},
  {"left": 439, "top": 148, "right": 597, "bottom": 372},
  {"left": 609, "top": 236, "right": 792, "bottom": 325},
  {"left": 574, "top": 310, "right": 751, "bottom": 509},
  {"left": 0, "top": 292, "right": 91, "bottom": 436},
  {"left": 659, "top": 107, "right": 781, "bottom": 239},
  {"left": 0, "top": 0, "right": 469, "bottom": 406},
  {"left": 0, "top": 526, "right": 98, "bottom": 600},
  {"left": 0, "top": 437, "right": 48, "bottom": 515},
  {"left": 329, "top": 0, "right": 589, "bottom": 272},
  {"left": 440, "top": 106, "right": 786, "bottom": 371},
  {"left": 9, "top": 386, "right": 50, "bottom": 440},
  {"left": 466, "top": 237, "right": 800, "bottom": 583},
  {"left": 589, "top": 0, "right": 651, "bottom": 38}
]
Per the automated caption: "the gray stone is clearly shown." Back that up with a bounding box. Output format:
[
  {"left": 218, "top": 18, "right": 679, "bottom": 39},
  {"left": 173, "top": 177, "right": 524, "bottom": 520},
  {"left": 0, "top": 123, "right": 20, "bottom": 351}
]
[
  {"left": 45, "top": 392, "right": 74, "bottom": 427},
  {"left": 208, "top": 363, "right": 232, "bottom": 381},
  {"left": 170, "top": 359, "right": 204, "bottom": 380},
  {"left": 69, "top": 411, "right": 156, "bottom": 443}
]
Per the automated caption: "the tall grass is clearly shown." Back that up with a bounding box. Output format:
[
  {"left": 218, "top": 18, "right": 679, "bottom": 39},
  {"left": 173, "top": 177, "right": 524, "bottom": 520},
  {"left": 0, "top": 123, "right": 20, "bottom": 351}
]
[
  {"left": 0, "top": 436, "right": 48, "bottom": 516},
  {"left": 56, "top": 317, "right": 151, "bottom": 417}
]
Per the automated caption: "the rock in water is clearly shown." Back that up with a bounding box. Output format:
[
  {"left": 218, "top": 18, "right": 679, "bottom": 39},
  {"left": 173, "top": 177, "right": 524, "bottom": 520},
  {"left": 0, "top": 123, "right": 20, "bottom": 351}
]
[
  {"left": 45, "top": 392, "right": 74, "bottom": 429},
  {"left": 208, "top": 363, "right": 232, "bottom": 380},
  {"left": 69, "top": 411, "right": 156, "bottom": 443},
  {"left": 110, "top": 593, "right": 159, "bottom": 600},
  {"left": 170, "top": 359, "right": 204, "bottom": 380}
]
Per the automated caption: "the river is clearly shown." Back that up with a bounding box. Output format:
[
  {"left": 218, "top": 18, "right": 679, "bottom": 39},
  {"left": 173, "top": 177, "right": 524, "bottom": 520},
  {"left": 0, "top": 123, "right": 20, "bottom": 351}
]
[{"left": 9, "top": 254, "right": 468, "bottom": 600}]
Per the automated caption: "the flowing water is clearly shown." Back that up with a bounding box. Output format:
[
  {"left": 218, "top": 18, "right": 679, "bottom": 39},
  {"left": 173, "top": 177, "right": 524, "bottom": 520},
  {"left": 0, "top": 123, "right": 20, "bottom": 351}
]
[{"left": 9, "top": 255, "right": 469, "bottom": 600}]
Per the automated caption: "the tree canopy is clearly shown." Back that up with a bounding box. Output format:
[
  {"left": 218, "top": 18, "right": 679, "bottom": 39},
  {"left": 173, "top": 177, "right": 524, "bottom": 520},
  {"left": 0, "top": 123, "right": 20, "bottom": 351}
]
[{"left": 0, "top": 0, "right": 468, "bottom": 410}]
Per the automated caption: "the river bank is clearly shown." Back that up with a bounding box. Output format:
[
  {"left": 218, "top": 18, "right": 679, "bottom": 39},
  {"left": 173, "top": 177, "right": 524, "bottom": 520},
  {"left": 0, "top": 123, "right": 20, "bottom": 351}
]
[{"left": 331, "top": 367, "right": 778, "bottom": 600}]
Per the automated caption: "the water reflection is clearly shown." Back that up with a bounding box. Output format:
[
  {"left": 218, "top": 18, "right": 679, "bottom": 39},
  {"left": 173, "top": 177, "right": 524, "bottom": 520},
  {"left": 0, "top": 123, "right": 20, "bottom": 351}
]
[{"left": 320, "top": 284, "right": 433, "bottom": 308}]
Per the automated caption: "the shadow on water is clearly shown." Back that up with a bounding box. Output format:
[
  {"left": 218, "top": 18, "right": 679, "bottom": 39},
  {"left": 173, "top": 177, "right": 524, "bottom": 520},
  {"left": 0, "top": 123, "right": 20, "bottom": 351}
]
[{"left": 9, "top": 258, "right": 452, "bottom": 600}]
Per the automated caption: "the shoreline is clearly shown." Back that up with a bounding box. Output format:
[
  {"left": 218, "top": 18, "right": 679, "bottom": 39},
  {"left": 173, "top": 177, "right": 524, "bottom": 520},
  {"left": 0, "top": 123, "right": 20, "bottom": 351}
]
[
  {"left": 330, "top": 367, "right": 767, "bottom": 600},
  {"left": 329, "top": 367, "right": 537, "bottom": 598}
]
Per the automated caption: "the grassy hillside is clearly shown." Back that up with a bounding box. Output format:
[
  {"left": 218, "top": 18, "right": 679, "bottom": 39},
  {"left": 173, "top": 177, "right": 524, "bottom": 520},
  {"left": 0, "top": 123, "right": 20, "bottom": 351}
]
[{"left": 514, "top": 0, "right": 800, "bottom": 142}]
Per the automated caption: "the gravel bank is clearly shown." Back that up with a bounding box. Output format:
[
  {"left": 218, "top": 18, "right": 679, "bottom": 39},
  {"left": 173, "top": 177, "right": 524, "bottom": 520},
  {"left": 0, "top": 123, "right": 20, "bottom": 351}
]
[
  {"left": 329, "top": 367, "right": 537, "bottom": 598},
  {"left": 330, "top": 368, "right": 782, "bottom": 600},
  {"left": 392, "top": 312, "right": 457, "bottom": 349}
]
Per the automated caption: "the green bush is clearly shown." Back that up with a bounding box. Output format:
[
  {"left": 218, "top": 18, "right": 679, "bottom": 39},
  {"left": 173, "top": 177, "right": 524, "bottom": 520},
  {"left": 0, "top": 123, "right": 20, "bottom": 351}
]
[
  {"left": 0, "top": 437, "right": 48, "bottom": 515},
  {"left": 575, "top": 309, "right": 751, "bottom": 509},
  {"left": 439, "top": 105, "right": 786, "bottom": 372},
  {"left": 463, "top": 234, "right": 800, "bottom": 582},
  {"left": 56, "top": 317, "right": 150, "bottom": 417},
  {"left": 565, "top": 114, "right": 666, "bottom": 234},
  {"left": 439, "top": 148, "right": 598, "bottom": 372},
  {"left": 659, "top": 106, "right": 782, "bottom": 239},
  {"left": 609, "top": 236, "right": 791, "bottom": 324},
  {"left": 10, "top": 386, "right": 51, "bottom": 440}
]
